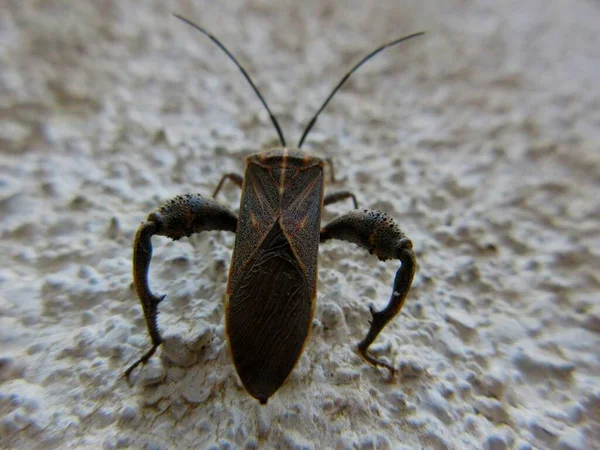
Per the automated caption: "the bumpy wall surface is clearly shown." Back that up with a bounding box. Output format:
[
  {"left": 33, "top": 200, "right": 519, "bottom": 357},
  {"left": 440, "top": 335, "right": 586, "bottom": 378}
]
[{"left": 1, "top": 1, "right": 599, "bottom": 448}]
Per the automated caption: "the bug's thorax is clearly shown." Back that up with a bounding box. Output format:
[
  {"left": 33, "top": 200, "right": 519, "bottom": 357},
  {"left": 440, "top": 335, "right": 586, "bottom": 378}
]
[
  {"left": 246, "top": 148, "right": 324, "bottom": 171},
  {"left": 243, "top": 148, "right": 325, "bottom": 198}
]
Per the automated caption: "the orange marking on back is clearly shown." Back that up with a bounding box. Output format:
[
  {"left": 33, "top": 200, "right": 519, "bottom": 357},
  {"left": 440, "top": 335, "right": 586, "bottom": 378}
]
[
  {"left": 279, "top": 149, "right": 288, "bottom": 194},
  {"left": 288, "top": 175, "right": 320, "bottom": 210},
  {"left": 297, "top": 215, "right": 308, "bottom": 231},
  {"left": 250, "top": 211, "right": 259, "bottom": 228}
]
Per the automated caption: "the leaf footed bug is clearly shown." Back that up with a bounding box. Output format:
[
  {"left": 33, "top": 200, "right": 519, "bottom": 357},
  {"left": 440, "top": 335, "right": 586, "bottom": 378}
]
[{"left": 124, "top": 14, "right": 423, "bottom": 405}]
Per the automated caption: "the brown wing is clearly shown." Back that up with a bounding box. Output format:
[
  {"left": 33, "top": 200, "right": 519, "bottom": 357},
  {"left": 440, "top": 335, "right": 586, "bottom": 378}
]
[
  {"left": 226, "top": 220, "right": 312, "bottom": 404},
  {"left": 280, "top": 164, "right": 323, "bottom": 293},
  {"left": 227, "top": 162, "right": 279, "bottom": 294},
  {"left": 228, "top": 153, "right": 324, "bottom": 298}
]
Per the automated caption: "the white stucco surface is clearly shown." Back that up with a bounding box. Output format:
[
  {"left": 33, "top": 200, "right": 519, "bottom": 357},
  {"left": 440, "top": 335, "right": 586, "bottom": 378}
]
[{"left": 1, "top": 1, "right": 599, "bottom": 448}]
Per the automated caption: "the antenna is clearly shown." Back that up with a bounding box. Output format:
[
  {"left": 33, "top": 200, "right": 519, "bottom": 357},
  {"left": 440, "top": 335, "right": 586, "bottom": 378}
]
[
  {"left": 297, "top": 31, "right": 425, "bottom": 148},
  {"left": 174, "top": 14, "right": 287, "bottom": 147}
]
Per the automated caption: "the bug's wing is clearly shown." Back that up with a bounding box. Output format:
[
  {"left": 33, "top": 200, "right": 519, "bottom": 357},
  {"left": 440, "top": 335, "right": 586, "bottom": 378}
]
[
  {"left": 226, "top": 220, "right": 311, "bottom": 404},
  {"left": 228, "top": 163, "right": 280, "bottom": 293},
  {"left": 226, "top": 159, "right": 324, "bottom": 403},
  {"left": 280, "top": 164, "right": 324, "bottom": 296}
]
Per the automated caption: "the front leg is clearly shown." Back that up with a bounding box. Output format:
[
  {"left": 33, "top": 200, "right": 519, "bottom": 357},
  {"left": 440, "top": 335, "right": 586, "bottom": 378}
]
[
  {"left": 212, "top": 172, "right": 243, "bottom": 198},
  {"left": 320, "top": 209, "right": 417, "bottom": 374},
  {"left": 324, "top": 191, "right": 358, "bottom": 209},
  {"left": 125, "top": 193, "right": 237, "bottom": 378}
]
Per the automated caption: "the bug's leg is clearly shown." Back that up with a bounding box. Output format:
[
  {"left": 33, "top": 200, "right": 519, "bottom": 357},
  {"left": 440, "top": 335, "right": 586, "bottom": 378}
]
[
  {"left": 320, "top": 209, "right": 416, "bottom": 374},
  {"left": 324, "top": 191, "right": 358, "bottom": 209},
  {"left": 325, "top": 158, "right": 336, "bottom": 182},
  {"left": 124, "top": 194, "right": 237, "bottom": 378},
  {"left": 213, "top": 173, "right": 243, "bottom": 198}
]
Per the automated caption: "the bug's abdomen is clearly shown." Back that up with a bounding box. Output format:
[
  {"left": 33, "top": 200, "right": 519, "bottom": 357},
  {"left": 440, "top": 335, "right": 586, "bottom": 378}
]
[{"left": 226, "top": 220, "right": 312, "bottom": 404}]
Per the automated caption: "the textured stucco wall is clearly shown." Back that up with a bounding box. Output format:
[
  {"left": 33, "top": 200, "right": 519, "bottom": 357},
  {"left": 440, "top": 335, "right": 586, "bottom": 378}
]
[{"left": 1, "top": 1, "right": 599, "bottom": 448}]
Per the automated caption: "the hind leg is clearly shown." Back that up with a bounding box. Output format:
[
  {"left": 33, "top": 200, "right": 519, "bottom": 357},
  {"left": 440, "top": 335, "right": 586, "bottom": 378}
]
[
  {"left": 320, "top": 209, "right": 416, "bottom": 373},
  {"left": 125, "top": 194, "right": 237, "bottom": 378}
]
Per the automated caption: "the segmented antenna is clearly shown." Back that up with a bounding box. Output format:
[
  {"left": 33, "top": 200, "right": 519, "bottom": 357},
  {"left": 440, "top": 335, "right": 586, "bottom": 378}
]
[
  {"left": 297, "top": 31, "right": 425, "bottom": 148},
  {"left": 174, "top": 14, "right": 287, "bottom": 147}
]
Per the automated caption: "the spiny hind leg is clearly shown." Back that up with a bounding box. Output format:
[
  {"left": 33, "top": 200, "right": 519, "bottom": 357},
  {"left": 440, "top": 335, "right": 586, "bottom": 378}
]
[
  {"left": 125, "top": 194, "right": 237, "bottom": 378},
  {"left": 320, "top": 209, "right": 417, "bottom": 374}
]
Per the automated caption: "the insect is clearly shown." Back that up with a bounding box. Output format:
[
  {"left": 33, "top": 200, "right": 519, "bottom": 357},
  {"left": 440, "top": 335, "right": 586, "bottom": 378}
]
[{"left": 124, "top": 14, "right": 423, "bottom": 405}]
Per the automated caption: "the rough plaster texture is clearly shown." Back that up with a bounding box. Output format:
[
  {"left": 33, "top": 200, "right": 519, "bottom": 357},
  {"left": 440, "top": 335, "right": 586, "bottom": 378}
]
[{"left": 1, "top": 1, "right": 599, "bottom": 449}]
